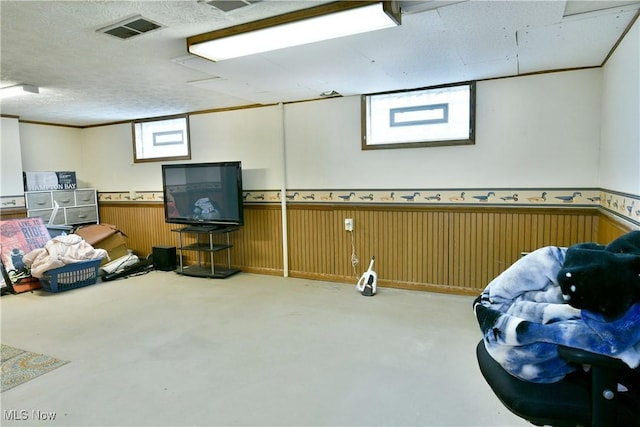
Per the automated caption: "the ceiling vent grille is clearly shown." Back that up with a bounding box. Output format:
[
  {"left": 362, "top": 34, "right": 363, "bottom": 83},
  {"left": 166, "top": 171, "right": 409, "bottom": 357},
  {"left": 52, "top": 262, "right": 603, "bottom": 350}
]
[
  {"left": 200, "top": 0, "right": 261, "bottom": 13},
  {"left": 98, "top": 15, "right": 163, "bottom": 40}
]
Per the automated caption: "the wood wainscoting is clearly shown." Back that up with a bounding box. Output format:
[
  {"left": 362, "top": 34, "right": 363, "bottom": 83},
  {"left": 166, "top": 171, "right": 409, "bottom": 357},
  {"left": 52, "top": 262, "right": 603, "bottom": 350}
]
[
  {"left": 98, "top": 202, "right": 637, "bottom": 295},
  {"left": 0, "top": 208, "right": 27, "bottom": 220},
  {"left": 596, "top": 211, "right": 636, "bottom": 244},
  {"left": 287, "top": 205, "right": 599, "bottom": 295},
  {"left": 3, "top": 200, "right": 632, "bottom": 296},
  {"left": 98, "top": 204, "right": 284, "bottom": 275}
]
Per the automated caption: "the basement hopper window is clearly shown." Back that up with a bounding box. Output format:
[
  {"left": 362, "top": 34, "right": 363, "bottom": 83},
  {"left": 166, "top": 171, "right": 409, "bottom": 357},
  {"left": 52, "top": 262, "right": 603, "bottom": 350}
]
[
  {"left": 362, "top": 81, "right": 475, "bottom": 149},
  {"left": 132, "top": 114, "right": 191, "bottom": 163}
]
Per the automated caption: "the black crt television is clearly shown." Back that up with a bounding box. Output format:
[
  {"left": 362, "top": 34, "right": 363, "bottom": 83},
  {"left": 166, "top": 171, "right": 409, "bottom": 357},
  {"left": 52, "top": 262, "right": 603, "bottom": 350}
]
[{"left": 161, "top": 161, "right": 244, "bottom": 229}]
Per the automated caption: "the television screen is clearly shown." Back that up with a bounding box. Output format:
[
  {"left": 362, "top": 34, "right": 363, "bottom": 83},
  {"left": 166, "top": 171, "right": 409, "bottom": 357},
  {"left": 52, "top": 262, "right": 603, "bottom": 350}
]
[{"left": 161, "top": 162, "right": 243, "bottom": 228}]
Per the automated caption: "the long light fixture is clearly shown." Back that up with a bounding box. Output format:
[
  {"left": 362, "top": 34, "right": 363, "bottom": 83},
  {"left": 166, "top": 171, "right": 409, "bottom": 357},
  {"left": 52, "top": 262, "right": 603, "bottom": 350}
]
[
  {"left": 0, "top": 84, "right": 39, "bottom": 99},
  {"left": 187, "top": 1, "right": 401, "bottom": 62}
]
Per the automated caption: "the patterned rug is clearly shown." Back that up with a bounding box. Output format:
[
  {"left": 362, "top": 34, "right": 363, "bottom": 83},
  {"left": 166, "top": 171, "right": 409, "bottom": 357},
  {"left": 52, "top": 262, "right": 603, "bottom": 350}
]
[{"left": 1, "top": 344, "right": 68, "bottom": 392}]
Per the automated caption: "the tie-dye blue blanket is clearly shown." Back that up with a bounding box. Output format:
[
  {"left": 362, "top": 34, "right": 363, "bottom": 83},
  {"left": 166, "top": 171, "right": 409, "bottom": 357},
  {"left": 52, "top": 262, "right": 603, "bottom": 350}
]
[{"left": 473, "top": 246, "right": 640, "bottom": 383}]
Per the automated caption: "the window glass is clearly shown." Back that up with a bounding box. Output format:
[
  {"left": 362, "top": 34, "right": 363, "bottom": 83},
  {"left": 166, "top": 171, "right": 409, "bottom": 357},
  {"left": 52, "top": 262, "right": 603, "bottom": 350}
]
[
  {"left": 363, "top": 82, "right": 475, "bottom": 149},
  {"left": 133, "top": 114, "right": 191, "bottom": 162}
]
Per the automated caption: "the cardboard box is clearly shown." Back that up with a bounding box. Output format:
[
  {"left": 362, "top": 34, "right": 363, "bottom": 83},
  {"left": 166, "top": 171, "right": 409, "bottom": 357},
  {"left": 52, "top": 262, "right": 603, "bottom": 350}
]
[
  {"left": 24, "top": 171, "right": 77, "bottom": 191},
  {"left": 97, "top": 234, "right": 129, "bottom": 264},
  {"left": 74, "top": 224, "right": 128, "bottom": 265},
  {"left": 74, "top": 223, "right": 120, "bottom": 245}
]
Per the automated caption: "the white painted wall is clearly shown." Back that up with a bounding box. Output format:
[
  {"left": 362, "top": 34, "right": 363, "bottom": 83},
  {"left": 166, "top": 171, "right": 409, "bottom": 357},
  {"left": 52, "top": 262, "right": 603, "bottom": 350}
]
[
  {"left": 18, "top": 123, "right": 86, "bottom": 185},
  {"left": 1, "top": 117, "right": 24, "bottom": 196},
  {"left": 189, "top": 106, "right": 284, "bottom": 191},
  {"left": 81, "top": 123, "right": 158, "bottom": 192},
  {"left": 600, "top": 19, "right": 640, "bottom": 195},
  {"left": 474, "top": 71, "right": 601, "bottom": 188},
  {"left": 75, "top": 105, "right": 285, "bottom": 192},
  {"left": 17, "top": 68, "right": 603, "bottom": 193},
  {"left": 284, "top": 69, "right": 602, "bottom": 189}
]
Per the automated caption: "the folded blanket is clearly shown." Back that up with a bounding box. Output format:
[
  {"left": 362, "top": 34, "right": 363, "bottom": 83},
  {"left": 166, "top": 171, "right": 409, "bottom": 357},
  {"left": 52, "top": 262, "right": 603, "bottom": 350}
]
[
  {"left": 23, "top": 234, "right": 108, "bottom": 278},
  {"left": 474, "top": 246, "right": 640, "bottom": 383}
]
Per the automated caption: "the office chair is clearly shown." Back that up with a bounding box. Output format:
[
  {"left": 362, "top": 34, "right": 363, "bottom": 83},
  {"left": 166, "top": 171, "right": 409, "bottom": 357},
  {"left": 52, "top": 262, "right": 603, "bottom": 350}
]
[{"left": 476, "top": 339, "right": 640, "bottom": 427}]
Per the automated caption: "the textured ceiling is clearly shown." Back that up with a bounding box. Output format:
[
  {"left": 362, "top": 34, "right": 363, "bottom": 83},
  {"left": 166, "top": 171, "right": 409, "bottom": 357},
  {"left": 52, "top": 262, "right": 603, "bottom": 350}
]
[{"left": 1, "top": 0, "right": 639, "bottom": 127}]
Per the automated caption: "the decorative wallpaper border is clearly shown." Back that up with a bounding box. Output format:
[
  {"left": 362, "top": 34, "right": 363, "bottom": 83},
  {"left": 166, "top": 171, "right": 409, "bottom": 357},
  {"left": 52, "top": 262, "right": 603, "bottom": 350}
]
[
  {"left": 0, "top": 195, "right": 25, "bottom": 209},
  {"left": 96, "top": 188, "right": 602, "bottom": 206},
  {"left": 4, "top": 187, "right": 638, "bottom": 227},
  {"left": 246, "top": 188, "right": 638, "bottom": 226},
  {"left": 99, "top": 191, "right": 163, "bottom": 203},
  {"left": 244, "top": 188, "right": 601, "bottom": 207},
  {"left": 600, "top": 188, "right": 640, "bottom": 227}
]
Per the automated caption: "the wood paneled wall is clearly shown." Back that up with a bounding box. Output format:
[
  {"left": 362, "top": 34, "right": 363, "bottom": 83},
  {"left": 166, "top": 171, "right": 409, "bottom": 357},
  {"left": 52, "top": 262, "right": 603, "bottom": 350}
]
[
  {"left": 0, "top": 209, "right": 26, "bottom": 220},
  {"left": 98, "top": 204, "right": 284, "bottom": 274},
  {"left": 99, "top": 204, "right": 173, "bottom": 256},
  {"left": 287, "top": 205, "right": 599, "bottom": 295},
  {"left": 96, "top": 202, "right": 634, "bottom": 295},
  {"left": 596, "top": 212, "right": 634, "bottom": 244},
  {"left": 4, "top": 202, "right": 632, "bottom": 295}
]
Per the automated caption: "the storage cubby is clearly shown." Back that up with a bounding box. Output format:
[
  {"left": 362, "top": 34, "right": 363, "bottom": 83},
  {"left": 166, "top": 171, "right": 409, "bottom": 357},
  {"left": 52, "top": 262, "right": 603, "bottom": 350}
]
[{"left": 26, "top": 189, "right": 99, "bottom": 226}]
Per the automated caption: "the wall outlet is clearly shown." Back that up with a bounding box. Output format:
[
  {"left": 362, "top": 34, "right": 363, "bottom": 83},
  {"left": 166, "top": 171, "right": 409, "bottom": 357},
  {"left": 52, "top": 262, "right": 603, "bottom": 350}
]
[{"left": 344, "top": 218, "right": 354, "bottom": 231}]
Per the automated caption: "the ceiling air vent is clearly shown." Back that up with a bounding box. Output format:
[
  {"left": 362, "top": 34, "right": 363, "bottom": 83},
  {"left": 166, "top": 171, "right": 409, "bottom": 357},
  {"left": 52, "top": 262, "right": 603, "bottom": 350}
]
[
  {"left": 98, "top": 15, "right": 163, "bottom": 40},
  {"left": 200, "top": 0, "right": 261, "bottom": 13}
]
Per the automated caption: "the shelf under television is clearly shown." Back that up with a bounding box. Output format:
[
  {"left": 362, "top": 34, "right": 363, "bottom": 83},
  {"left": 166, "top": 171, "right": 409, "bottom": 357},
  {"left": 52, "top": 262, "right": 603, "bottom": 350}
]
[
  {"left": 176, "top": 264, "right": 240, "bottom": 279},
  {"left": 180, "top": 242, "right": 232, "bottom": 252}
]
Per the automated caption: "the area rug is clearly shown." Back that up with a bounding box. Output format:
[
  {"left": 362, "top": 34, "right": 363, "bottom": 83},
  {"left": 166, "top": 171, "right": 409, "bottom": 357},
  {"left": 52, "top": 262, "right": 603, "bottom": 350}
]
[{"left": 1, "top": 344, "right": 68, "bottom": 392}]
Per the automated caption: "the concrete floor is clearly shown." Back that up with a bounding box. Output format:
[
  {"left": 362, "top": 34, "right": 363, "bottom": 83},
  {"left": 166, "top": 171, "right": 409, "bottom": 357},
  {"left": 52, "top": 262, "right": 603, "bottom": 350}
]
[{"left": 1, "top": 271, "right": 528, "bottom": 426}]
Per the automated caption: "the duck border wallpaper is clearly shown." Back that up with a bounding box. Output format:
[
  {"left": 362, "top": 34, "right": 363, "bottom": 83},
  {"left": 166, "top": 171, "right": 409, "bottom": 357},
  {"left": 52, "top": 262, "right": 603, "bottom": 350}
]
[
  {"left": 3, "top": 187, "right": 638, "bottom": 228},
  {"left": 95, "top": 187, "right": 638, "bottom": 227}
]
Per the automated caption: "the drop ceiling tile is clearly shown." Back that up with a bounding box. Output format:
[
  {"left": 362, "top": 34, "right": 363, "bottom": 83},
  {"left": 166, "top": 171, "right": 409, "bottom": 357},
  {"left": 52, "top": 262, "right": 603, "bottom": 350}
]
[
  {"left": 1, "top": 0, "right": 638, "bottom": 126},
  {"left": 437, "top": 0, "right": 566, "bottom": 65},
  {"left": 517, "top": 9, "right": 638, "bottom": 72}
]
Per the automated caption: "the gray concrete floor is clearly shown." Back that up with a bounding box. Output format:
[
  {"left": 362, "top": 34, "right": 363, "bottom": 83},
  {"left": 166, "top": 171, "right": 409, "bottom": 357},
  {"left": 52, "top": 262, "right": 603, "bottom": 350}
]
[{"left": 1, "top": 272, "right": 528, "bottom": 426}]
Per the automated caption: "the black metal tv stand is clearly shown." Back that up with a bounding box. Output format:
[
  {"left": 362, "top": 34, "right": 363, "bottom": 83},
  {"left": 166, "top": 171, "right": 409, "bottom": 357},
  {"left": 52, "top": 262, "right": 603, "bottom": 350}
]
[{"left": 172, "top": 225, "right": 240, "bottom": 279}]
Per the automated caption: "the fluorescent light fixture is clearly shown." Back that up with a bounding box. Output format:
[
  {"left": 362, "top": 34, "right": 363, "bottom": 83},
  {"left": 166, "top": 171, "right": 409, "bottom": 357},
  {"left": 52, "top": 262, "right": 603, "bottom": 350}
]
[
  {"left": 187, "top": 1, "right": 401, "bottom": 61},
  {"left": 0, "top": 84, "right": 39, "bottom": 98}
]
